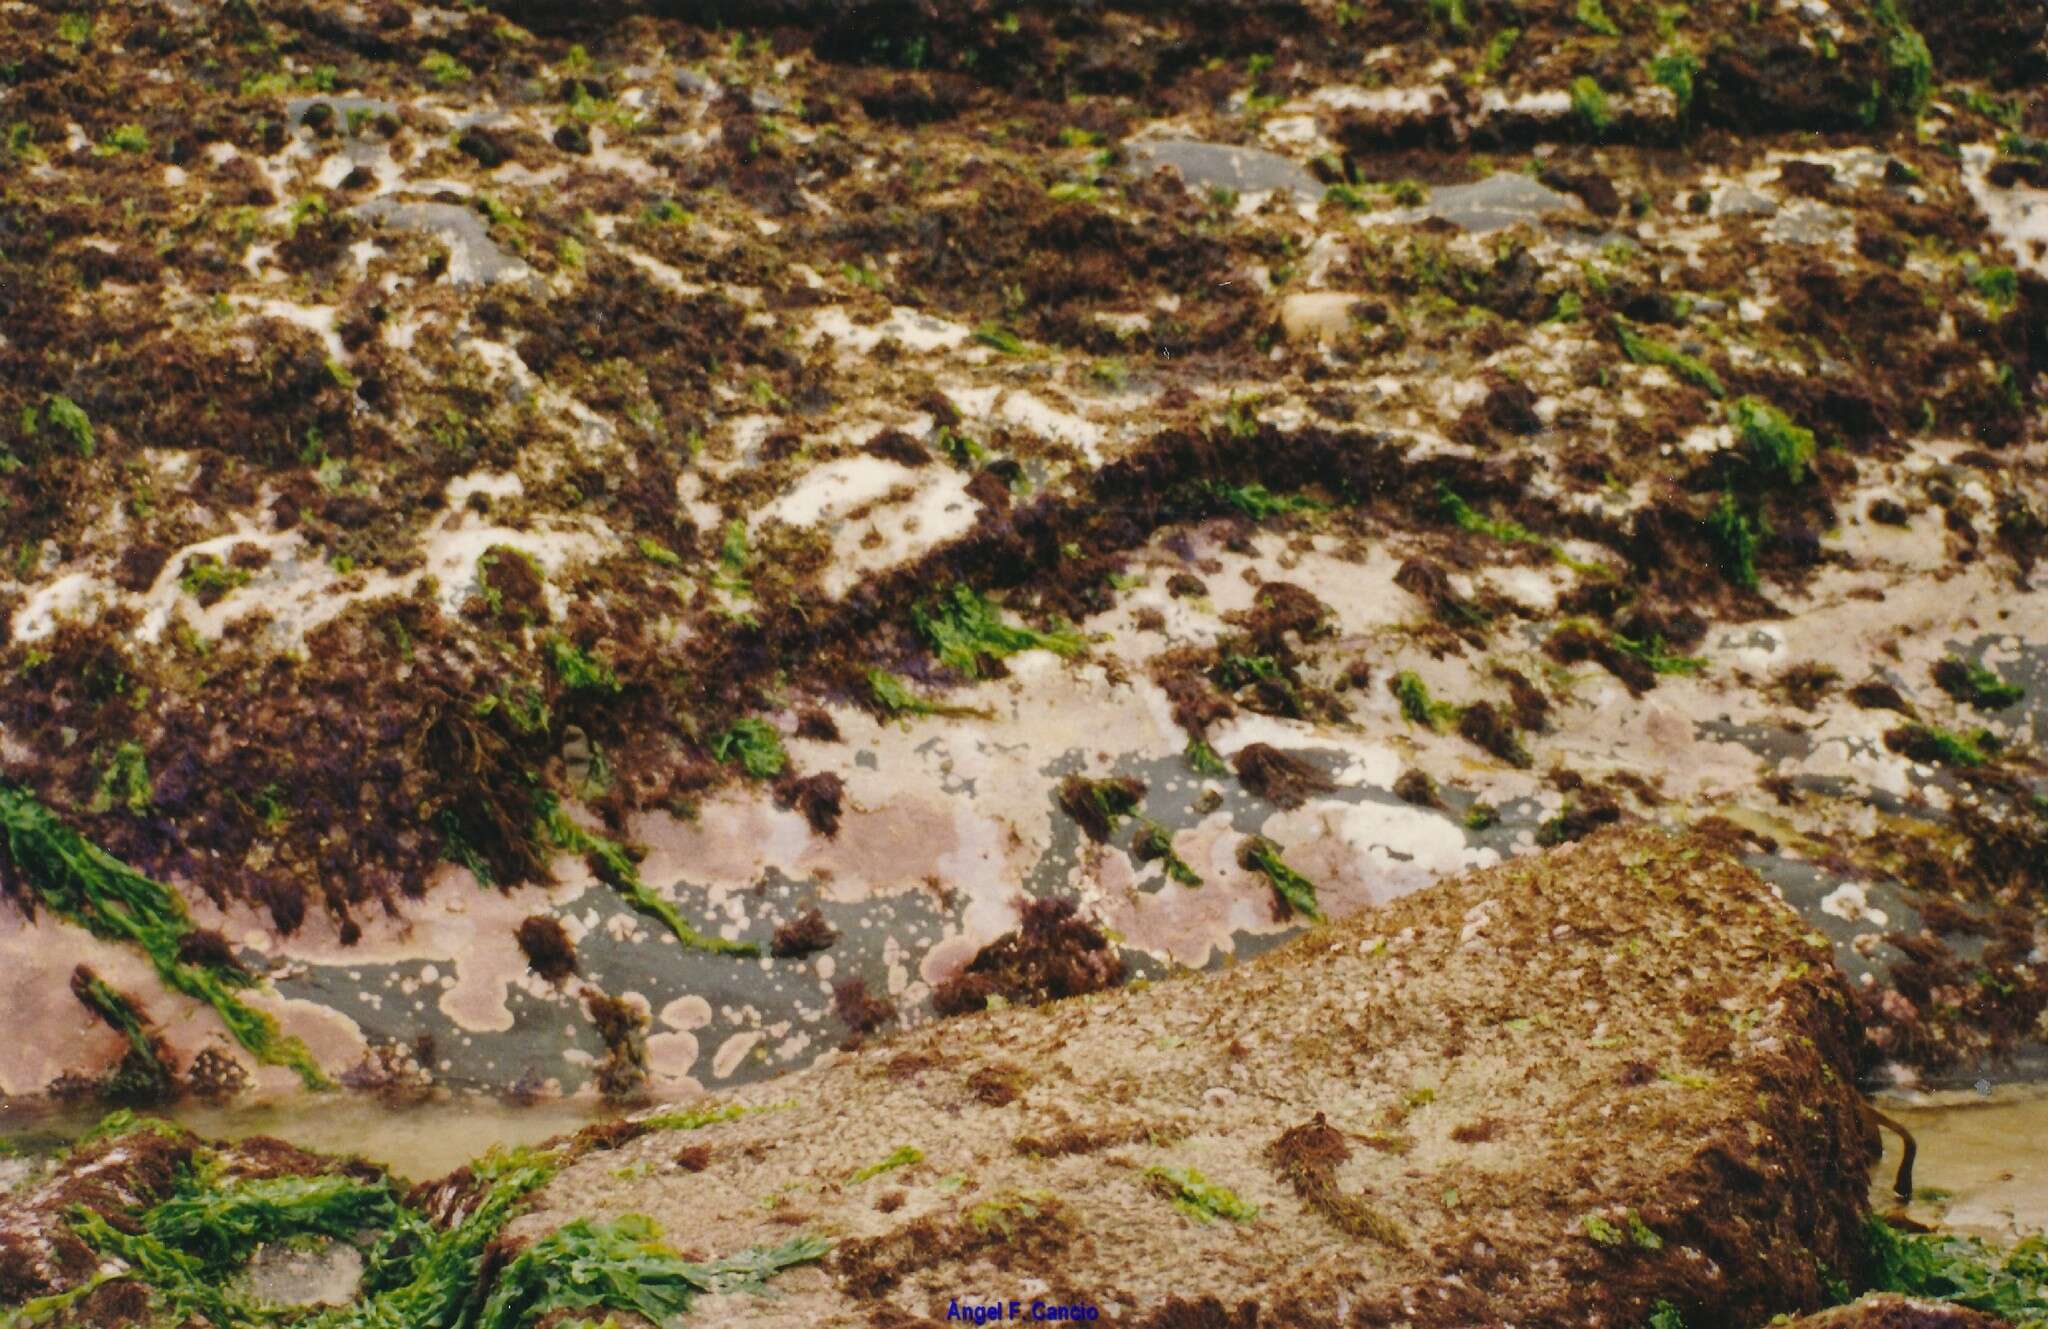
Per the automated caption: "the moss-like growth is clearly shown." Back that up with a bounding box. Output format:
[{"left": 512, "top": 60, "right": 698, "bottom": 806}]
[
  {"left": 1571, "top": 76, "right": 1613, "bottom": 138},
  {"left": 1706, "top": 493, "right": 1761, "bottom": 590},
  {"left": 1868, "top": 0, "right": 1932, "bottom": 126},
  {"left": 1184, "top": 738, "right": 1228, "bottom": 776},
  {"left": 1133, "top": 822, "right": 1203, "bottom": 887},
  {"left": 1610, "top": 634, "right": 1708, "bottom": 677},
  {"left": 914, "top": 586, "right": 1085, "bottom": 678},
  {"left": 536, "top": 793, "right": 759, "bottom": 956},
  {"left": 419, "top": 50, "right": 471, "bottom": 84},
  {"left": 1885, "top": 724, "right": 1995, "bottom": 769},
  {"left": 177, "top": 554, "right": 251, "bottom": 605},
  {"left": 1613, "top": 319, "right": 1725, "bottom": 397},
  {"left": 713, "top": 717, "right": 788, "bottom": 779},
  {"left": 1933, "top": 658, "right": 2024, "bottom": 711},
  {"left": 1392, "top": 670, "right": 1460, "bottom": 731},
  {"left": 22, "top": 393, "right": 95, "bottom": 456},
  {"left": 1201, "top": 480, "right": 1323, "bottom": 521},
  {"left": 1575, "top": 0, "right": 1619, "bottom": 37},
  {"left": 1650, "top": 49, "right": 1699, "bottom": 119},
  {"left": 867, "top": 668, "right": 989, "bottom": 719},
  {"left": 849, "top": 1145, "right": 923, "bottom": 1183},
  {"left": 545, "top": 635, "right": 620, "bottom": 693},
  {"left": 1145, "top": 1166, "right": 1259, "bottom": 1224},
  {"left": 477, "top": 1216, "right": 829, "bottom": 1329},
  {"left": 1239, "top": 836, "right": 1321, "bottom": 922},
  {"left": 1864, "top": 1216, "right": 2048, "bottom": 1322},
  {"left": 88, "top": 741, "right": 153, "bottom": 815},
  {"left": 1728, "top": 396, "right": 1815, "bottom": 488},
  {"left": 0, "top": 785, "right": 330, "bottom": 1088}
]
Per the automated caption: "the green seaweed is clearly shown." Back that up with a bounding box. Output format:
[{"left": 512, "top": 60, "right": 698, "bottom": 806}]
[
  {"left": 934, "top": 426, "right": 988, "bottom": 469},
  {"left": 867, "top": 668, "right": 990, "bottom": 719},
  {"left": 475, "top": 1216, "right": 828, "bottom": 1329},
  {"left": 1203, "top": 481, "right": 1323, "bottom": 521},
  {"left": 1935, "top": 658, "right": 2024, "bottom": 711},
  {"left": 1145, "top": 1166, "right": 1259, "bottom": 1224},
  {"left": 1869, "top": 0, "right": 1932, "bottom": 125},
  {"left": 146, "top": 1174, "right": 400, "bottom": 1277},
  {"left": 1439, "top": 485, "right": 1540, "bottom": 546},
  {"left": 1706, "top": 493, "right": 1760, "bottom": 590},
  {"left": 637, "top": 1101, "right": 769, "bottom": 1132},
  {"left": 71, "top": 971, "right": 174, "bottom": 1102},
  {"left": 849, "top": 1145, "right": 923, "bottom": 1183},
  {"left": 1892, "top": 724, "right": 1994, "bottom": 768},
  {"left": 177, "top": 554, "right": 251, "bottom": 602},
  {"left": 0, "top": 785, "right": 330, "bottom": 1089},
  {"left": 1241, "top": 837, "right": 1321, "bottom": 922},
  {"left": 88, "top": 742, "right": 153, "bottom": 815},
  {"left": 1610, "top": 634, "right": 1708, "bottom": 677},
  {"left": 30, "top": 394, "right": 95, "bottom": 456},
  {"left": 1184, "top": 738, "right": 1228, "bottom": 776},
  {"left": 1134, "top": 822, "right": 1203, "bottom": 887},
  {"left": 1650, "top": 49, "right": 1699, "bottom": 119},
  {"left": 546, "top": 637, "right": 620, "bottom": 693},
  {"left": 914, "top": 586, "right": 1085, "bottom": 678},
  {"left": 1614, "top": 319, "right": 1725, "bottom": 397},
  {"left": 536, "top": 794, "right": 758, "bottom": 957},
  {"left": 1571, "top": 77, "right": 1612, "bottom": 138},
  {"left": 712, "top": 718, "right": 788, "bottom": 779},
  {"left": 1728, "top": 396, "right": 1815, "bottom": 488},
  {"left": 1865, "top": 1218, "right": 2048, "bottom": 1325},
  {"left": 1393, "top": 671, "right": 1460, "bottom": 731},
  {"left": 1575, "top": 0, "right": 1620, "bottom": 36}
]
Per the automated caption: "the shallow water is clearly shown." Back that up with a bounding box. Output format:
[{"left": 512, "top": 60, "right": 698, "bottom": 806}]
[
  {"left": 1871, "top": 1084, "right": 2048, "bottom": 1243},
  {"left": 0, "top": 1093, "right": 615, "bottom": 1181}
]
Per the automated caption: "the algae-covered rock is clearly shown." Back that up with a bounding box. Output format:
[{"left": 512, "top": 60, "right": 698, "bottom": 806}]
[{"left": 512, "top": 828, "right": 1877, "bottom": 1327}]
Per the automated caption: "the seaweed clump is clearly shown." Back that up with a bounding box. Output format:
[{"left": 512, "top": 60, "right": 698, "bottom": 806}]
[
  {"left": 931, "top": 898, "right": 1124, "bottom": 1017},
  {"left": 1054, "top": 774, "right": 1145, "bottom": 843},
  {"left": 0, "top": 785, "right": 329, "bottom": 1089},
  {"left": 1230, "top": 743, "right": 1334, "bottom": 809}
]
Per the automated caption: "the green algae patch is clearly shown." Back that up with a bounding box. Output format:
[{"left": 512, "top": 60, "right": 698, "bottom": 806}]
[
  {"left": 536, "top": 794, "right": 759, "bottom": 957},
  {"left": 914, "top": 586, "right": 1085, "bottom": 679},
  {"left": 1728, "top": 397, "right": 1815, "bottom": 488},
  {"left": 1865, "top": 1218, "right": 2048, "bottom": 1324},
  {"left": 1613, "top": 318, "right": 1724, "bottom": 398},
  {"left": 1391, "top": 671, "right": 1460, "bottom": 732},
  {"left": 712, "top": 717, "right": 787, "bottom": 779},
  {"left": 867, "top": 668, "right": 990, "bottom": 720},
  {"left": 477, "top": 1215, "right": 829, "bottom": 1329},
  {"left": 1145, "top": 1167, "right": 1258, "bottom": 1224},
  {"left": 1239, "top": 836, "right": 1321, "bottom": 922},
  {"left": 0, "top": 785, "right": 330, "bottom": 1089},
  {"left": 849, "top": 1145, "right": 923, "bottom": 1183},
  {"left": 146, "top": 1174, "right": 400, "bottom": 1277},
  {"left": 638, "top": 1101, "right": 781, "bottom": 1132},
  {"left": 1933, "top": 658, "right": 2024, "bottom": 712},
  {"left": 545, "top": 637, "right": 620, "bottom": 694}
]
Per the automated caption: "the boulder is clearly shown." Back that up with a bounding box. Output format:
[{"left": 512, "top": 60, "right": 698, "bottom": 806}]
[{"left": 517, "top": 828, "right": 1879, "bottom": 1327}]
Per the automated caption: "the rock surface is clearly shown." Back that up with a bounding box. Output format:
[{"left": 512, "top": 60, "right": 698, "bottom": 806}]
[{"left": 515, "top": 828, "right": 1877, "bottom": 1327}]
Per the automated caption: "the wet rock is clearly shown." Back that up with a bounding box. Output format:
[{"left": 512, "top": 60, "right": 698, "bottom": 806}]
[
  {"left": 1714, "top": 184, "right": 1780, "bottom": 218},
  {"left": 1418, "top": 172, "right": 1579, "bottom": 234},
  {"left": 1126, "top": 139, "right": 1320, "bottom": 202},
  {"left": 1778, "top": 1294, "right": 2008, "bottom": 1328},
  {"left": 350, "top": 200, "right": 530, "bottom": 287},
  {"left": 523, "top": 830, "right": 1878, "bottom": 1328},
  {"left": 238, "top": 1238, "right": 364, "bottom": 1309},
  {"left": 1278, "top": 291, "right": 1365, "bottom": 344}
]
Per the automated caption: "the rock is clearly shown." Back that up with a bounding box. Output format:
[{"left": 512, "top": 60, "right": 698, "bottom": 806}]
[
  {"left": 1778, "top": 1294, "right": 2010, "bottom": 1328},
  {"left": 1278, "top": 291, "right": 1365, "bottom": 344},
  {"left": 1126, "top": 139, "right": 1321, "bottom": 202},
  {"left": 517, "top": 829, "right": 1877, "bottom": 1326},
  {"left": 1713, "top": 184, "right": 1780, "bottom": 218},
  {"left": 349, "top": 199, "right": 530, "bottom": 286},
  {"left": 237, "top": 1238, "right": 365, "bottom": 1309},
  {"left": 1416, "top": 172, "right": 1580, "bottom": 233}
]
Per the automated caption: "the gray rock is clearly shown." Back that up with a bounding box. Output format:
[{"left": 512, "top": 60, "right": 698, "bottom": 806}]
[
  {"left": 1126, "top": 139, "right": 1320, "bottom": 201},
  {"left": 1420, "top": 172, "right": 1578, "bottom": 233},
  {"left": 350, "top": 199, "right": 530, "bottom": 286},
  {"left": 674, "top": 67, "right": 721, "bottom": 99},
  {"left": 1713, "top": 184, "right": 1779, "bottom": 218},
  {"left": 238, "top": 1238, "right": 364, "bottom": 1309}
]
